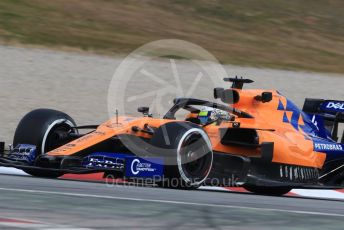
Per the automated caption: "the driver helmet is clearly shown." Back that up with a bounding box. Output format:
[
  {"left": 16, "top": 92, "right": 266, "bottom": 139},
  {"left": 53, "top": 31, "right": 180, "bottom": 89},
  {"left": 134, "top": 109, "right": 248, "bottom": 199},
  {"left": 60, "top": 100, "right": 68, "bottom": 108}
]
[
  {"left": 198, "top": 107, "right": 216, "bottom": 124},
  {"left": 198, "top": 107, "right": 232, "bottom": 124}
]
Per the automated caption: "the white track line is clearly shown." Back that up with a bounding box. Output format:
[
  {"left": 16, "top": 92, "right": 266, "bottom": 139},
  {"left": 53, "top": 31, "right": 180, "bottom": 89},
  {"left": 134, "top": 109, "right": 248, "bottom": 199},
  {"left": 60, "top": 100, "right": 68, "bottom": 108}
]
[
  {"left": 199, "top": 186, "right": 228, "bottom": 191},
  {"left": 0, "top": 223, "right": 93, "bottom": 230},
  {"left": 0, "top": 187, "right": 343, "bottom": 217},
  {"left": 292, "top": 189, "right": 344, "bottom": 199},
  {"left": 200, "top": 186, "right": 344, "bottom": 200},
  {"left": 1, "top": 168, "right": 344, "bottom": 200},
  {"left": 0, "top": 167, "right": 28, "bottom": 176}
]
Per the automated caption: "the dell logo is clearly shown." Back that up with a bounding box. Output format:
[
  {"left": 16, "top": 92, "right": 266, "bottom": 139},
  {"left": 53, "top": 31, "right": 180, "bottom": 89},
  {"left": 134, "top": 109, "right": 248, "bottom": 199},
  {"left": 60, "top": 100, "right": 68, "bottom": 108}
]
[{"left": 326, "top": 102, "right": 344, "bottom": 110}]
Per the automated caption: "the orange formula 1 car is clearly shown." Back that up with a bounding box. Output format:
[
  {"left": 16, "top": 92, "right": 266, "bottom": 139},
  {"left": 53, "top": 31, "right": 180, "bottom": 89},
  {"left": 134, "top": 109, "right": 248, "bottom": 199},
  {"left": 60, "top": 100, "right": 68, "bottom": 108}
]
[{"left": 1, "top": 78, "right": 344, "bottom": 196}]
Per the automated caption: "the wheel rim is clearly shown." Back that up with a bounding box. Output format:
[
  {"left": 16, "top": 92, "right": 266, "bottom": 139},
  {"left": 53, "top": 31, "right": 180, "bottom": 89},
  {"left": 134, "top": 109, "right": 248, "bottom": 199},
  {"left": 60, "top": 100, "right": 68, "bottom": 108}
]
[
  {"left": 177, "top": 128, "right": 213, "bottom": 186},
  {"left": 41, "top": 119, "right": 77, "bottom": 154},
  {"left": 181, "top": 135, "right": 208, "bottom": 176}
]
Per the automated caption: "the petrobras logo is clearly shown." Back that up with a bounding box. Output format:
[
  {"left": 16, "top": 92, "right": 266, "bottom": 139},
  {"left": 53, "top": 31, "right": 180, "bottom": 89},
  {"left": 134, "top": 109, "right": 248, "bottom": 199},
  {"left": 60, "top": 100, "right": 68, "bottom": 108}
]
[
  {"left": 125, "top": 157, "right": 163, "bottom": 178},
  {"left": 323, "top": 101, "right": 344, "bottom": 111},
  {"left": 314, "top": 142, "right": 343, "bottom": 152}
]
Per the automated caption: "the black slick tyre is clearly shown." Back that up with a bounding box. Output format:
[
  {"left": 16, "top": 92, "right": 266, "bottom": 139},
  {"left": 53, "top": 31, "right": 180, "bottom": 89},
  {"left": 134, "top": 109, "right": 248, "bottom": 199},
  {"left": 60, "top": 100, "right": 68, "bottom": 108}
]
[
  {"left": 13, "top": 109, "right": 77, "bottom": 178},
  {"left": 150, "top": 122, "right": 213, "bottom": 189}
]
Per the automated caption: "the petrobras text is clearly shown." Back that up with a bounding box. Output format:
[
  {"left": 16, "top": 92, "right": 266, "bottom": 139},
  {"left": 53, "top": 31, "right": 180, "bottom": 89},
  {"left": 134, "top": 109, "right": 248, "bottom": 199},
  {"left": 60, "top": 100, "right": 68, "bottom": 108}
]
[{"left": 314, "top": 142, "right": 343, "bottom": 152}]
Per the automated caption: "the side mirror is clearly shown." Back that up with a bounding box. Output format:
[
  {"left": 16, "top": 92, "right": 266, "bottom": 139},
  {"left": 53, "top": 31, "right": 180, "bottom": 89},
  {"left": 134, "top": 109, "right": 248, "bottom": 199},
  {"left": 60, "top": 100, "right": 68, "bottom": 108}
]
[
  {"left": 255, "top": 92, "right": 273, "bottom": 103},
  {"left": 221, "top": 89, "right": 240, "bottom": 104},
  {"left": 214, "top": 88, "right": 224, "bottom": 99},
  {"left": 138, "top": 107, "right": 150, "bottom": 116}
]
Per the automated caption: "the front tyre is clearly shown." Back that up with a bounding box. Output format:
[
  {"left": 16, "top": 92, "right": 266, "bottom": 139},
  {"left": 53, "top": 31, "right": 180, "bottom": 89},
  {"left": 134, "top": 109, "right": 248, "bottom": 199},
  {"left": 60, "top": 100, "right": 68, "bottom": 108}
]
[
  {"left": 150, "top": 122, "right": 213, "bottom": 189},
  {"left": 13, "top": 109, "right": 77, "bottom": 178}
]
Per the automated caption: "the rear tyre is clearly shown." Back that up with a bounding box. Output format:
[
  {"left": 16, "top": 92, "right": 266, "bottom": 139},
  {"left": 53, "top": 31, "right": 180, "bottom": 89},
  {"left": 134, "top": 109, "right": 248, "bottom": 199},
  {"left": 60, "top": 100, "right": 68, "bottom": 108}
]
[
  {"left": 243, "top": 185, "right": 291, "bottom": 196},
  {"left": 13, "top": 109, "right": 77, "bottom": 178},
  {"left": 150, "top": 122, "right": 213, "bottom": 189}
]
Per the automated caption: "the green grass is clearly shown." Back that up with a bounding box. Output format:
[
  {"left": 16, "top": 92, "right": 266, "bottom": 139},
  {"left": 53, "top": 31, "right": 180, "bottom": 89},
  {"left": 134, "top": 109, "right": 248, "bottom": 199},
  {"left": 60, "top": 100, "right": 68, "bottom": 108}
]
[{"left": 0, "top": 0, "right": 343, "bottom": 73}]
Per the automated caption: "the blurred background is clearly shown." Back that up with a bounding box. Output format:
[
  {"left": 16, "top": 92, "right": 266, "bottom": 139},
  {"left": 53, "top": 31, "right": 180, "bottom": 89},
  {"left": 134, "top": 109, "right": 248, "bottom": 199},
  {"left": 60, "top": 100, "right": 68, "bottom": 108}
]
[{"left": 0, "top": 0, "right": 343, "bottom": 73}]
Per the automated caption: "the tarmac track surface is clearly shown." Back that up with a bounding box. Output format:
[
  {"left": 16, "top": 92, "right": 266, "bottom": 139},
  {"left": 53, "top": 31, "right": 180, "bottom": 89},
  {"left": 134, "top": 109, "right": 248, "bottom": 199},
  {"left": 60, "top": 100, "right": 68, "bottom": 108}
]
[{"left": 0, "top": 174, "right": 343, "bottom": 229}]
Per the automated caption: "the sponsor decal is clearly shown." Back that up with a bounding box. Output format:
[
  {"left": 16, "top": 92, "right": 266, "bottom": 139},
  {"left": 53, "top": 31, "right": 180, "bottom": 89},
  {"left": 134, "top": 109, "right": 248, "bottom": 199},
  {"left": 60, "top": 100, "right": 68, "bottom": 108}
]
[
  {"left": 8, "top": 144, "right": 37, "bottom": 164},
  {"left": 82, "top": 153, "right": 164, "bottom": 177},
  {"left": 83, "top": 153, "right": 125, "bottom": 170},
  {"left": 321, "top": 101, "right": 344, "bottom": 112},
  {"left": 125, "top": 157, "right": 163, "bottom": 178},
  {"left": 75, "top": 134, "right": 94, "bottom": 143},
  {"left": 314, "top": 142, "right": 343, "bottom": 152},
  {"left": 54, "top": 143, "right": 76, "bottom": 152},
  {"left": 106, "top": 123, "right": 123, "bottom": 128},
  {"left": 93, "top": 131, "right": 106, "bottom": 135}
]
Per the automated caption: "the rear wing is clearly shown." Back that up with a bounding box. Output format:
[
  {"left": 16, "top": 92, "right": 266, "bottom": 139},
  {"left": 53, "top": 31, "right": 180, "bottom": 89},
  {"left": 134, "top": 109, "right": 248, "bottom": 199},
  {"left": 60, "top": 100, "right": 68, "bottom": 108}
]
[
  {"left": 0, "top": 142, "right": 4, "bottom": 155},
  {"left": 303, "top": 98, "right": 344, "bottom": 142}
]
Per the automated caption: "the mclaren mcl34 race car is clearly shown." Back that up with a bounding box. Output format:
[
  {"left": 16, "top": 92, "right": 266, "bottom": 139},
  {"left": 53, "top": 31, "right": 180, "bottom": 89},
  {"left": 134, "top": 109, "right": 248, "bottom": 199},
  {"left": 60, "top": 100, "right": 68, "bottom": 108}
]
[{"left": 1, "top": 78, "right": 344, "bottom": 196}]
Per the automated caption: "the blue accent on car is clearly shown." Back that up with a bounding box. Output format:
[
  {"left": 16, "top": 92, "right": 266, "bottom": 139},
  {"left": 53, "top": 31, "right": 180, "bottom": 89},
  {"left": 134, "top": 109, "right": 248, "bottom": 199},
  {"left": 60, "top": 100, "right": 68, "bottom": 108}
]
[
  {"left": 285, "top": 99, "right": 301, "bottom": 130},
  {"left": 82, "top": 152, "right": 164, "bottom": 178},
  {"left": 8, "top": 144, "right": 37, "bottom": 165},
  {"left": 82, "top": 152, "right": 127, "bottom": 170},
  {"left": 275, "top": 97, "right": 344, "bottom": 162},
  {"left": 320, "top": 101, "right": 344, "bottom": 113},
  {"left": 300, "top": 112, "right": 330, "bottom": 140},
  {"left": 313, "top": 139, "right": 344, "bottom": 161},
  {"left": 125, "top": 157, "right": 164, "bottom": 178},
  {"left": 277, "top": 99, "right": 301, "bottom": 130},
  {"left": 303, "top": 113, "right": 332, "bottom": 140},
  {"left": 282, "top": 112, "right": 289, "bottom": 123},
  {"left": 277, "top": 97, "right": 329, "bottom": 140},
  {"left": 277, "top": 99, "right": 285, "bottom": 111}
]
